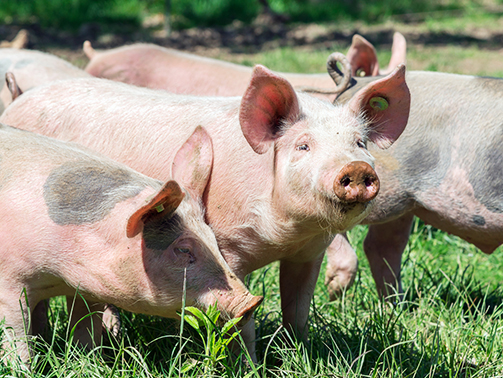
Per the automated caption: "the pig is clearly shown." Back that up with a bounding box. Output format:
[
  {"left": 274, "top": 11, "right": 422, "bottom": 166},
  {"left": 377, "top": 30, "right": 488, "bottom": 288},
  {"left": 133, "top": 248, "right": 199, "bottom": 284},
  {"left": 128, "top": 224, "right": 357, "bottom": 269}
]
[
  {"left": 324, "top": 34, "right": 503, "bottom": 298},
  {"left": 0, "top": 123, "right": 262, "bottom": 362},
  {"left": 82, "top": 33, "right": 406, "bottom": 102},
  {"left": 0, "top": 48, "right": 90, "bottom": 114},
  {"left": 0, "top": 65, "right": 410, "bottom": 359},
  {"left": 82, "top": 36, "right": 407, "bottom": 295}
]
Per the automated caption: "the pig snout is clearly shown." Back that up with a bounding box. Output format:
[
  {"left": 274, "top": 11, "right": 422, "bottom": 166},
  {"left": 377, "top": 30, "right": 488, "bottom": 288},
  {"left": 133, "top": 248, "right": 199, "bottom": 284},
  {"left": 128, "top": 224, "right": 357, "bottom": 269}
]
[
  {"left": 234, "top": 295, "right": 264, "bottom": 324},
  {"left": 209, "top": 291, "right": 264, "bottom": 325},
  {"left": 334, "top": 161, "right": 380, "bottom": 203}
]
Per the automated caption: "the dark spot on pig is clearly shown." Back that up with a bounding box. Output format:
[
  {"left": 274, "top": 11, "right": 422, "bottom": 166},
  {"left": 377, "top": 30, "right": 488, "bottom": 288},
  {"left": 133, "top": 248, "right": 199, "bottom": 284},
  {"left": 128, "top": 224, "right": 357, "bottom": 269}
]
[
  {"left": 472, "top": 215, "right": 486, "bottom": 226},
  {"left": 13, "top": 59, "right": 32, "bottom": 69},
  {"left": 470, "top": 144, "right": 503, "bottom": 213},
  {"left": 399, "top": 139, "right": 445, "bottom": 192},
  {"left": 44, "top": 161, "right": 146, "bottom": 225},
  {"left": 142, "top": 213, "right": 183, "bottom": 251}
]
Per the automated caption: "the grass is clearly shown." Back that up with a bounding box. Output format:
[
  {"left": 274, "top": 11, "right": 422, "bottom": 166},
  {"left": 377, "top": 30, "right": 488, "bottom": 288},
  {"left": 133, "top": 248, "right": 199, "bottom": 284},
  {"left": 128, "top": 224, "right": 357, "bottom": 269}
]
[{"left": 3, "top": 220, "right": 503, "bottom": 376}]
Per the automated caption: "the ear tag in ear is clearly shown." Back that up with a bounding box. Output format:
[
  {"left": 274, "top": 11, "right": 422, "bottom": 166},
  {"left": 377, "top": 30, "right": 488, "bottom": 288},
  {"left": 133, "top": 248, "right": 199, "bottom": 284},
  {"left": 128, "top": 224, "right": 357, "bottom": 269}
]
[
  {"left": 356, "top": 68, "right": 366, "bottom": 77},
  {"left": 369, "top": 96, "right": 389, "bottom": 111},
  {"left": 155, "top": 204, "right": 165, "bottom": 213}
]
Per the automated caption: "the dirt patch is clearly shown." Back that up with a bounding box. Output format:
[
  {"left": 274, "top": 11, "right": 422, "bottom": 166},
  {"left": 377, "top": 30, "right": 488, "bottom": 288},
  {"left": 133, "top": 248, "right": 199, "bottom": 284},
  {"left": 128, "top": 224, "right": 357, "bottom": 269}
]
[{"left": 2, "top": 18, "right": 503, "bottom": 72}]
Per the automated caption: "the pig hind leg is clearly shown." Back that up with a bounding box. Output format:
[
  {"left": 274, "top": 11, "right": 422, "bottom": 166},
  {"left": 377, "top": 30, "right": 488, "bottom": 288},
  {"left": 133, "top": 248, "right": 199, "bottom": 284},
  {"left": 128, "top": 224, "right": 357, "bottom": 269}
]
[
  {"left": 363, "top": 213, "right": 415, "bottom": 298},
  {"left": 324, "top": 232, "right": 359, "bottom": 300}
]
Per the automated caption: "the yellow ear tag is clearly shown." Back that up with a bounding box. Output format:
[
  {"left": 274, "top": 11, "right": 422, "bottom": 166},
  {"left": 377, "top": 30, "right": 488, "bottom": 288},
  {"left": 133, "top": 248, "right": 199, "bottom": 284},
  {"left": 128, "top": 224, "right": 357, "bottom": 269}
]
[
  {"left": 155, "top": 204, "right": 165, "bottom": 213},
  {"left": 356, "top": 68, "right": 366, "bottom": 77},
  {"left": 369, "top": 96, "right": 389, "bottom": 111}
]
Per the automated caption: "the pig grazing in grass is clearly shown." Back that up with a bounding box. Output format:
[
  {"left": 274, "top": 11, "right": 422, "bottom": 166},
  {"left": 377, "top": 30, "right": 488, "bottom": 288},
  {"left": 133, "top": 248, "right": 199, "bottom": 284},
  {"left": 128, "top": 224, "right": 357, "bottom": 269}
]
[
  {"left": 0, "top": 64, "right": 410, "bottom": 358},
  {"left": 0, "top": 48, "right": 90, "bottom": 114},
  {"left": 0, "top": 123, "right": 262, "bottom": 362},
  {"left": 323, "top": 34, "right": 503, "bottom": 298}
]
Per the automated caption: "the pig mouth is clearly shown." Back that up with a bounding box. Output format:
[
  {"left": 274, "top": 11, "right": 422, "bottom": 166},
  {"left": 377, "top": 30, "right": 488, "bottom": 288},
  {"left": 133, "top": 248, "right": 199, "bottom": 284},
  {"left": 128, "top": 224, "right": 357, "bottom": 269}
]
[{"left": 321, "top": 195, "right": 374, "bottom": 230}]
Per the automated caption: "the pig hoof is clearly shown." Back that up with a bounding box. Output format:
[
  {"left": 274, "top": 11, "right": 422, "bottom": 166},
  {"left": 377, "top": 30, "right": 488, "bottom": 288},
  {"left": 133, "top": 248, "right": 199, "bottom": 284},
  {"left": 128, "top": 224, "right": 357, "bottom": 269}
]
[{"left": 325, "top": 270, "right": 357, "bottom": 301}]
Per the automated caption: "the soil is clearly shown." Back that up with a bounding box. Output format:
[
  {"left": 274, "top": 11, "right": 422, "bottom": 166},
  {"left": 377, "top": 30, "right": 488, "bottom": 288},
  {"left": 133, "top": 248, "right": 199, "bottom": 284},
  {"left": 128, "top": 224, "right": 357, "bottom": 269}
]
[{"left": 1, "top": 16, "right": 503, "bottom": 70}]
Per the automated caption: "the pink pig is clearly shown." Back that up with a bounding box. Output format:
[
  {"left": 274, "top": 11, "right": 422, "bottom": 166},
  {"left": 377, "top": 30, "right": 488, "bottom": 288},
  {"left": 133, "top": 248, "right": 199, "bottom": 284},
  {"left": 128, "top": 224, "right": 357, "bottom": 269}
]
[
  {"left": 82, "top": 37, "right": 407, "bottom": 295},
  {"left": 0, "top": 64, "right": 410, "bottom": 358},
  {"left": 82, "top": 33, "right": 406, "bottom": 102},
  {"left": 0, "top": 123, "right": 262, "bottom": 362},
  {"left": 0, "top": 48, "right": 90, "bottom": 114},
  {"left": 323, "top": 33, "right": 503, "bottom": 298}
]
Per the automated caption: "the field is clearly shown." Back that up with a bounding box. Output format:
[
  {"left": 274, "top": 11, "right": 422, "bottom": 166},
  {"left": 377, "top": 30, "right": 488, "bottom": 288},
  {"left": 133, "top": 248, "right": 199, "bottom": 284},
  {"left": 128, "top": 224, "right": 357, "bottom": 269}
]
[{"left": 1, "top": 8, "right": 503, "bottom": 377}]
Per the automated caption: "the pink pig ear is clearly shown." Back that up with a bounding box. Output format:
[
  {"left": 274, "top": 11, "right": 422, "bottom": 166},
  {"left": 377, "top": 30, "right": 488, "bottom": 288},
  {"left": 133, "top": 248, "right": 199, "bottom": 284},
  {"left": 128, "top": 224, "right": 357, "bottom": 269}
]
[
  {"left": 126, "top": 180, "right": 185, "bottom": 238},
  {"left": 383, "top": 32, "right": 407, "bottom": 75},
  {"left": 171, "top": 125, "right": 213, "bottom": 199},
  {"left": 348, "top": 64, "right": 410, "bottom": 149},
  {"left": 346, "top": 34, "right": 380, "bottom": 77},
  {"left": 239, "top": 65, "right": 300, "bottom": 154}
]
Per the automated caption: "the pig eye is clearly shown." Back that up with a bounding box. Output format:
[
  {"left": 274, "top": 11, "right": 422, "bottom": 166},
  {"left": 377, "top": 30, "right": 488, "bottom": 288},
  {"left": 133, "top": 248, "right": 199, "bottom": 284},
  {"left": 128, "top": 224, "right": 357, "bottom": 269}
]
[
  {"left": 176, "top": 247, "right": 191, "bottom": 254},
  {"left": 175, "top": 247, "right": 195, "bottom": 264},
  {"left": 357, "top": 140, "right": 367, "bottom": 149},
  {"left": 296, "top": 144, "right": 310, "bottom": 151}
]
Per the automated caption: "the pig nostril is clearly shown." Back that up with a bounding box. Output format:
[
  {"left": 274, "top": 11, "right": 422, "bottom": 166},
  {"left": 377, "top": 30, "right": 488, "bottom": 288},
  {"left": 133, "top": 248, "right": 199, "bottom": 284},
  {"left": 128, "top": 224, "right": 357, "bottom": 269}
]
[
  {"left": 341, "top": 176, "right": 351, "bottom": 187},
  {"left": 241, "top": 309, "right": 253, "bottom": 321},
  {"left": 364, "top": 176, "right": 374, "bottom": 187}
]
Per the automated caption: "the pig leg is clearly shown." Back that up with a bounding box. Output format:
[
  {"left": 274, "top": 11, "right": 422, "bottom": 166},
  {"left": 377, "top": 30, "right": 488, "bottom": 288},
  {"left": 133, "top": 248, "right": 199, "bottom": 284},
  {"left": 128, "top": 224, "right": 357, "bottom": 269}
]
[
  {"left": 363, "top": 213, "right": 415, "bottom": 297},
  {"left": 324, "top": 233, "right": 358, "bottom": 300},
  {"left": 66, "top": 296, "right": 104, "bottom": 349},
  {"left": 280, "top": 253, "right": 324, "bottom": 342},
  {"left": 0, "top": 290, "right": 35, "bottom": 363}
]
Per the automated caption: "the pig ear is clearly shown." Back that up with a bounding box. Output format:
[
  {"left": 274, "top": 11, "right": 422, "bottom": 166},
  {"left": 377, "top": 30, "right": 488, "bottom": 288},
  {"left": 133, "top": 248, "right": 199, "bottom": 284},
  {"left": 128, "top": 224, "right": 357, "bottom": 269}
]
[
  {"left": 239, "top": 65, "right": 300, "bottom": 154},
  {"left": 171, "top": 125, "right": 213, "bottom": 199},
  {"left": 346, "top": 34, "right": 380, "bottom": 77},
  {"left": 83, "top": 40, "right": 97, "bottom": 60},
  {"left": 382, "top": 32, "right": 407, "bottom": 75},
  {"left": 348, "top": 64, "right": 410, "bottom": 149},
  {"left": 126, "top": 180, "right": 185, "bottom": 238}
]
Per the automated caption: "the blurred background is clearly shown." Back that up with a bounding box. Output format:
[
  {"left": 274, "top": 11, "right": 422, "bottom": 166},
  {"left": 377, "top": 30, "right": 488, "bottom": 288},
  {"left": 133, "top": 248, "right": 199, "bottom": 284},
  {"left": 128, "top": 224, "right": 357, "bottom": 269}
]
[{"left": 2, "top": 0, "right": 503, "bottom": 76}]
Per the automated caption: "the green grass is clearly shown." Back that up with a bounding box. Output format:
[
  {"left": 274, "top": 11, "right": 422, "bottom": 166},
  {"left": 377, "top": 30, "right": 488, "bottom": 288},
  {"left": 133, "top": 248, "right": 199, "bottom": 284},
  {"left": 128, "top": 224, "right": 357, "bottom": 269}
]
[{"left": 3, "top": 220, "right": 503, "bottom": 376}]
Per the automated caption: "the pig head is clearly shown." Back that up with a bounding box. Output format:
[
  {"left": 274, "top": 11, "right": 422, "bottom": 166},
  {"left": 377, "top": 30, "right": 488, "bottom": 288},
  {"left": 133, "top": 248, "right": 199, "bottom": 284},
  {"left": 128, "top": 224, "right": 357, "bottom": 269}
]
[{"left": 0, "top": 124, "right": 261, "bottom": 362}]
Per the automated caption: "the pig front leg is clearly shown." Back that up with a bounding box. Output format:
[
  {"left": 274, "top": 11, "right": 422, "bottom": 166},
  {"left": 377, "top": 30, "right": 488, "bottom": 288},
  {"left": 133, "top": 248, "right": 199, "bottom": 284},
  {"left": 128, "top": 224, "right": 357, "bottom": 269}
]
[
  {"left": 0, "top": 290, "right": 35, "bottom": 364},
  {"left": 363, "top": 213, "right": 415, "bottom": 297},
  {"left": 66, "top": 296, "right": 105, "bottom": 349},
  {"left": 280, "top": 253, "right": 324, "bottom": 342},
  {"left": 324, "top": 233, "right": 359, "bottom": 300}
]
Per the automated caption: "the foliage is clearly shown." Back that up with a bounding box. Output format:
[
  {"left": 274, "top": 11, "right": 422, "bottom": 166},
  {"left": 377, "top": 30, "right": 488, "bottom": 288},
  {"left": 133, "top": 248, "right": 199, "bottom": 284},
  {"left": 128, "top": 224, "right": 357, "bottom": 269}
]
[{"left": 0, "top": 0, "right": 500, "bottom": 31}]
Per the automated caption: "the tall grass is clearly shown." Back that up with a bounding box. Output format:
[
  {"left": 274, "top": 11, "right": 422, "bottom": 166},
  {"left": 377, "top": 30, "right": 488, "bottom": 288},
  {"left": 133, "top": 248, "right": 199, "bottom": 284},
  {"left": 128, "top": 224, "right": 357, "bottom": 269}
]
[{"left": 3, "top": 219, "right": 503, "bottom": 376}]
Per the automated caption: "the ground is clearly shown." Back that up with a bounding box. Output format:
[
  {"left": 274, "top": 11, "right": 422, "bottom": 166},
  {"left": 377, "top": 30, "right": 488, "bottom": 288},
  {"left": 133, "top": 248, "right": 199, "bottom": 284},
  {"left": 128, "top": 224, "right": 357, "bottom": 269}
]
[{"left": 2, "top": 16, "right": 503, "bottom": 76}]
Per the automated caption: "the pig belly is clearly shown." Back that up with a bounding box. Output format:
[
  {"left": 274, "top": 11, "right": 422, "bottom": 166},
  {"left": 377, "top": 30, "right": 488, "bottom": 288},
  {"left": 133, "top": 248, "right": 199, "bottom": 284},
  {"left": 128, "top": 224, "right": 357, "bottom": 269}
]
[{"left": 414, "top": 172, "right": 503, "bottom": 254}]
